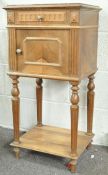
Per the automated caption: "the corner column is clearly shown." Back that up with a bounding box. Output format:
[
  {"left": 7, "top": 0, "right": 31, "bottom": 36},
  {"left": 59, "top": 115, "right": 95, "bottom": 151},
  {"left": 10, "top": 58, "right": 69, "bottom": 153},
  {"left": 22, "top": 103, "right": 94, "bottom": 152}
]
[
  {"left": 69, "top": 81, "right": 80, "bottom": 172},
  {"left": 10, "top": 75, "right": 20, "bottom": 159}
]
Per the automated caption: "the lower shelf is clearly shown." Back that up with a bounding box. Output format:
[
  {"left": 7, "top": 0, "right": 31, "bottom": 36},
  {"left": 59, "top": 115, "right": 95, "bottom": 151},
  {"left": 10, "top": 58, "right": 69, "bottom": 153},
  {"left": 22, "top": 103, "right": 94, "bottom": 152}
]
[{"left": 10, "top": 125, "right": 94, "bottom": 159}]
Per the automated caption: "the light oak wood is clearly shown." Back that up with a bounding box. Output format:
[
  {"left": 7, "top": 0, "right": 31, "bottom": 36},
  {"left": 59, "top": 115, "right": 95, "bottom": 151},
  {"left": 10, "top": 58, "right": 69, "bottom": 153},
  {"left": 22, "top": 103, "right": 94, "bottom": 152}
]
[
  {"left": 5, "top": 3, "right": 101, "bottom": 173},
  {"left": 70, "top": 81, "right": 79, "bottom": 157},
  {"left": 4, "top": 3, "right": 101, "bottom": 9},
  {"left": 16, "top": 29, "right": 69, "bottom": 77},
  {"left": 10, "top": 75, "right": 20, "bottom": 158},
  {"left": 87, "top": 74, "right": 95, "bottom": 136},
  {"left": 8, "top": 28, "right": 17, "bottom": 71},
  {"left": 7, "top": 25, "right": 98, "bottom": 29},
  {"left": 36, "top": 78, "right": 43, "bottom": 126},
  {"left": 10, "top": 125, "right": 94, "bottom": 159},
  {"left": 15, "top": 10, "right": 67, "bottom": 25},
  {"left": 10, "top": 75, "right": 20, "bottom": 143}
]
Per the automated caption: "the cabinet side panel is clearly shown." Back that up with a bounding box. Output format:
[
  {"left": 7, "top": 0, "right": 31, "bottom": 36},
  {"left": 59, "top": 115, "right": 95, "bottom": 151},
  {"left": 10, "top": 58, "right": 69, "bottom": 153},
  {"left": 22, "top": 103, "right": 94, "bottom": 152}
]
[
  {"left": 79, "top": 9, "right": 99, "bottom": 78},
  {"left": 80, "top": 10, "right": 99, "bottom": 26},
  {"left": 8, "top": 28, "right": 17, "bottom": 71},
  {"left": 80, "top": 27, "right": 98, "bottom": 78}
]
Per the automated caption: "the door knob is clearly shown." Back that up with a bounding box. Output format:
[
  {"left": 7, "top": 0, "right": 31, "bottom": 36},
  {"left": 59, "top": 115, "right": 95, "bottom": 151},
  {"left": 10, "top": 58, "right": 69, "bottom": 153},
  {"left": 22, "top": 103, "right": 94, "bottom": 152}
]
[
  {"left": 16, "top": 49, "right": 22, "bottom": 54},
  {"left": 37, "top": 15, "right": 44, "bottom": 21}
]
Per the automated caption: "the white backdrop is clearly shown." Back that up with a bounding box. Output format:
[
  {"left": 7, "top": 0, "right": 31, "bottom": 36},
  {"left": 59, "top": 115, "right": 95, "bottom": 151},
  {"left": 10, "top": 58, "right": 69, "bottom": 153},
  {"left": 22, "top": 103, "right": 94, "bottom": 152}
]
[{"left": 0, "top": 0, "right": 108, "bottom": 146}]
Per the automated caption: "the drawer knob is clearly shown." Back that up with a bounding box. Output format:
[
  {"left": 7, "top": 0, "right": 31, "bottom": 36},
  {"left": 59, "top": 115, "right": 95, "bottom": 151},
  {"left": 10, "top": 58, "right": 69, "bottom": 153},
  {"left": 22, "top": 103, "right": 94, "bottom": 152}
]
[
  {"left": 37, "top": 15, "right": 44, "bottom": 21},
  {"left": 16, "top": 49, "right": 22, "bottom": 54}
]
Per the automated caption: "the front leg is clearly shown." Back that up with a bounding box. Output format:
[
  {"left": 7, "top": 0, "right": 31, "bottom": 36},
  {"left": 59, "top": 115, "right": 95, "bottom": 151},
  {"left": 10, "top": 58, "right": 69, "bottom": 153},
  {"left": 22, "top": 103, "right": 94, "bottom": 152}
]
[
  {"left": 69, "top": 81, "right": 80, "bottom": 172},
  {"left": 10, "top": 75, "right": 20, "bottom": 159}
]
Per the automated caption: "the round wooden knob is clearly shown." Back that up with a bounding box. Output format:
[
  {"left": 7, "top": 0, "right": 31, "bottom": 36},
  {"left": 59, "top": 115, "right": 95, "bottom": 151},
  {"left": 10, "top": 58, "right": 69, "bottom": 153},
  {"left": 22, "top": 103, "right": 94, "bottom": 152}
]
[
  {"left": 16, "top": 49, "right": 22, "bottom": 54},
  {"left": 37, "top": 15, "right": 44, "bottom": 21}
]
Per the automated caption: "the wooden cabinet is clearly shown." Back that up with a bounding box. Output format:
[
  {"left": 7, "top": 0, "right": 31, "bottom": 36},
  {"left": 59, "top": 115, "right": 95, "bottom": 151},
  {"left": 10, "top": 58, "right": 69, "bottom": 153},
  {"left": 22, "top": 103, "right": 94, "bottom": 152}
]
[{"left": 4, "top": 3, "right": 101, "bottom": 173}]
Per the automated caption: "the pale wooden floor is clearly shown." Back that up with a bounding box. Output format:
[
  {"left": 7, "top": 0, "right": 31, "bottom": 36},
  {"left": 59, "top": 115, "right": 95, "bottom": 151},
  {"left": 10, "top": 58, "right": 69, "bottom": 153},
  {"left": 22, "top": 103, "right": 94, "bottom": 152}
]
[{"left": 0, "top": 126, "right": 108, "bottom": 175}]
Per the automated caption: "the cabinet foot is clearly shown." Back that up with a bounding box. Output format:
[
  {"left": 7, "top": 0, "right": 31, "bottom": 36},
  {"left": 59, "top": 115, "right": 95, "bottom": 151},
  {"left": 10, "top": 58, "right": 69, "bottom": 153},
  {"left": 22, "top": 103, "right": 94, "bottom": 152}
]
[
  {"left": 37, "top": 123, "right": 43, "bottom": 127},
  {"left": 66, "top": 159, "right": 77, "bottom": 173},
  {"left": 13, "top": 147, "right": 20, "bottom": 159},
  {"left": 86, "top": 141, "right": 92, "bottom": 150}
]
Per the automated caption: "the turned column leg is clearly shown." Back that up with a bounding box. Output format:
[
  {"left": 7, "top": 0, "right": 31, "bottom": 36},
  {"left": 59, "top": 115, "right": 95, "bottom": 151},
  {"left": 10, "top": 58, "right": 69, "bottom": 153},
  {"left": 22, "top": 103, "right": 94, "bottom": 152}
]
[
  {"left": 68, "top": 81, "right": 79, "bottom": 173},
  {"left": 36, "top": 78, "right": 43, "bottom": 126},
  {"left": 87, "top": 74, "right": 95, "bottom": 136},
  {"left": 10, "top": 75, "right": 20, "bottom": 159}
]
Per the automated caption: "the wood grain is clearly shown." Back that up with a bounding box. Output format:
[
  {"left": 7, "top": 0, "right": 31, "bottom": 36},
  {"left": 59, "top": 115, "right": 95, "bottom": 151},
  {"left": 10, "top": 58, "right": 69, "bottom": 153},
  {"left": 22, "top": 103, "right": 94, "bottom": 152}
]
[
  {"left": 80, "top": 28, "right": 98, "bottom": 79},
  {"left": 87, "top": 74, "right": 95, "bottom": 136},
  {"left": 10, "top": 125, "right": 94, "bottom": 159},
  {"left": 10, "top": 75, "right": 20, "bottom": 143},
  {"left": 15, "top": 10, "right": 67, "bottom": 25},
  {"left": 16, "top": 29, "right": 69, "bottom": 77},
  {"left": 36, "top": 78, "right": 43, "bottom": 126},
  {"left": 70, "top": 81, "right": 79, "bottom": 157},
  {"left": 8, "top": 28, "right": 17, "bottom": 71},
  {"left": 4, "top": 3, "right": 101, "bottom": 10},
  {"left": 7, "top": 11, "right": 15, "bottom": 24}
]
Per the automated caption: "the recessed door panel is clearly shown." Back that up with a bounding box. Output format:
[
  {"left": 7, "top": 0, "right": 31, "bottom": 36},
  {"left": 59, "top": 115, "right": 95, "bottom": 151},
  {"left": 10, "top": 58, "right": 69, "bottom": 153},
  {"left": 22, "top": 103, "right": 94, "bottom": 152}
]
[{"left": 16, "top": 29, "right": 70, "bottom": 76}]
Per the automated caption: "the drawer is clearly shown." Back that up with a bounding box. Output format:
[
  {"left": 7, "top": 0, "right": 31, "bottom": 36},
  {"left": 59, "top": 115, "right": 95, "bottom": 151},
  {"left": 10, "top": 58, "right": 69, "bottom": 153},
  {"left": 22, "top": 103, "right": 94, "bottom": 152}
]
[
  {"left": 7, "top": 10, "right": 80, "bottom": 25},
  {"left": 15, "top": 10, "right": 67, "bottom": 25},
  {"left": 16, "top": 29, "right": 70, "bottom": 76}
]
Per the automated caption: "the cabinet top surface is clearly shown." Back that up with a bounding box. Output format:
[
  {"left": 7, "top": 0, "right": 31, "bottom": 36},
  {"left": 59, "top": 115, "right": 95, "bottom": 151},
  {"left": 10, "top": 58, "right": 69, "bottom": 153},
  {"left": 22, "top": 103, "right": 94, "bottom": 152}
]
[{"left": 4, "top": 3, "right": 101, "bottom": 10}]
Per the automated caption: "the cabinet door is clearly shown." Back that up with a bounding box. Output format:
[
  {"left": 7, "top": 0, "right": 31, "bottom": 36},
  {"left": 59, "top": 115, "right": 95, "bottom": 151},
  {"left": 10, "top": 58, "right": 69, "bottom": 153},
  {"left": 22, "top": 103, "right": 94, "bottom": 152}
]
[{"left": 16, "top": 29, "right": 70, "bottom": 77}]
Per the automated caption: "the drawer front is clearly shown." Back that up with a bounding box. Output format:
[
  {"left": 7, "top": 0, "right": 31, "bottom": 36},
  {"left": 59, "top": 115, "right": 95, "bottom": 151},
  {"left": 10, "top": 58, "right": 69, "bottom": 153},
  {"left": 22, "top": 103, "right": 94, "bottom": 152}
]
[
  {"left": 16, "top": 29, "right": 70, "bottom": 76},
  {"left": 15, "top": 10, "right": 67, "bottom": 25}
]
